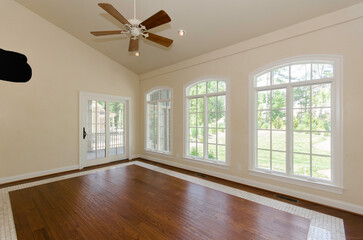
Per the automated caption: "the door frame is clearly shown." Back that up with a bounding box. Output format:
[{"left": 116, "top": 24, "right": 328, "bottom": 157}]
[{"left": 79, "top": 92, "right": 133, "bottom": 169}]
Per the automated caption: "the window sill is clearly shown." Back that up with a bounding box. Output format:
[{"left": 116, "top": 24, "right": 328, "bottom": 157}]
[
  {"left": 249, "top": 169, "right": 344, "bottom": 194},
  {"left": 144, "top": 150, "right": 173, "bottom": 158},
  {"left": 183, "top": 157, "right": 230, "bottom": 169}
]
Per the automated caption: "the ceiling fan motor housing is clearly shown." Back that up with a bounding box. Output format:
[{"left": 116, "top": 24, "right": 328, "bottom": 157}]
[{"left": 128, "top": 18, "right": 147, "bottom": 38}]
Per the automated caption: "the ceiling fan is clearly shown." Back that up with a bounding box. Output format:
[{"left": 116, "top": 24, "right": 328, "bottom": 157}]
[{"left": 91, "top": 0, "right": 173, "bottom": 54}]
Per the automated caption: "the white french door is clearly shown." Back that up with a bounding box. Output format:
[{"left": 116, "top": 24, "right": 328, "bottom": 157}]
[{"left": 79, "top": 92, "right": 130, "bottom": 168}]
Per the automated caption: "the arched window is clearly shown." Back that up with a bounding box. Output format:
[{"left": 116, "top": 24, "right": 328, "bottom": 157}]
[
  {"left": 249, "top": 55, "right": 343, "bottom": 190},
  {"left": 145, "top": 88, "right": 172, "bottom": 154},
  {"left": 185, "top": 78, "right": 229, "bottom": 164}
]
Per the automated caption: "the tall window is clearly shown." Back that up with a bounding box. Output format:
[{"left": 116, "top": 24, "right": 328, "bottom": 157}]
[
  {"left": 250, "top": 56, "right": 343, "bottom": 188},
  {"left": 145, "top": 88, "right": 172, "bottom": 154},
  {"left": 185, "top": 79, "right": 228, "bottom": 164}
]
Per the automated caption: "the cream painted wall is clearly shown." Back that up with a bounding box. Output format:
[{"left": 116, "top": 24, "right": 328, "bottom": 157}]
[
  {"left": 0, "top": 0, "right": 140, "bottom": 178},
  {"left": 140, "top": 17, "right": 363, "bottom": 210}
]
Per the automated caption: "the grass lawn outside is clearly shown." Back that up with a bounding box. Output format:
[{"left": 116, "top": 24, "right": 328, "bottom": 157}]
[{"left": 257, "top": 130, "right": 331, "bottom": 179}]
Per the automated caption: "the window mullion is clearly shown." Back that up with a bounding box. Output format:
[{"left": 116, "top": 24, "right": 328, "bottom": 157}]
[
  {"left": 269, "top": 92, "right": 272, "bottom": 172},
  {"left": 286, "top": 86, "right": 293, "bottom": 175},
  {"left": 204, "top": 95, "right": 208, "bottom": 160},
  {"left": 158, "top": 101, "right": 162, "bottom": 152},
  {"left": 309, "top": 86, "right": 313, "bottom": 177}
]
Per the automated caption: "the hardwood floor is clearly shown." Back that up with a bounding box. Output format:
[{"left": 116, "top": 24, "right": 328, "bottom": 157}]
[
  {"left": 137, "top": 159, "right": 363, "bottom": 240},
  {"left": 9, "top": 164, "right": 310, "bottom": 240},
  {"left": 3, "top": 158, "right": 363, "bottom": 239}
]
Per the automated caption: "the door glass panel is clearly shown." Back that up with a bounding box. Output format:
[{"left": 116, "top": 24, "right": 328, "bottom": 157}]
[
  {"left": 109, "top": 102, "right": 125, "bottom": 156},
  {"left": 87, "top": 100, "right": 106, "bottom": 160}
]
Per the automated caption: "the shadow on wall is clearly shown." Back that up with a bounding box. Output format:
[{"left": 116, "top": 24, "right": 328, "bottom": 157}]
[{"left": 0, "top": 48, "right": 32, "bottom": 83}]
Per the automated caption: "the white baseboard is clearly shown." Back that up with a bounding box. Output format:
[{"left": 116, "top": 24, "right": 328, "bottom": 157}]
[
  {"left": 130, "top": 154, "right": 141, "bottom": 160},
  {"left": 140, "top": 154, "right": 363, "bottom": 215},
  {"left": 0, "top": 165, "right": 79, "bottom": 185}
]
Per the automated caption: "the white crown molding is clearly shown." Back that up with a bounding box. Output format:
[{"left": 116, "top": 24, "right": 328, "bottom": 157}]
[
  {"left": 0, "top": 165, "right": 79, "bottom": 185},
  {"left": 139, "top": 154, "right": 363, "bottom": 215},
  {"left": 139, "top": 3, "right": 363, "bottom": 81}
]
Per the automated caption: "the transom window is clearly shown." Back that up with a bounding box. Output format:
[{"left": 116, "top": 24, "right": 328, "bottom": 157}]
[
  {"left": 250, "top": 56, "right": 343, "bottom": 189},
  {"left": 185, "top": 79, "right": 228, "bottom": 164},
  {"left": 145, "top": 88, "right": 172, "bottom": 154}
]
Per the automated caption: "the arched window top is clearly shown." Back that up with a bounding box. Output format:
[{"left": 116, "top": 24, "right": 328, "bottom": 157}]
[
  {"left": 254, "top": 59, "right": 335, "bottom": 88},
  {"left": 146, "top": 88, "right": 171, "bottom": 102},
  {"left": 186, "top": 79, "right": 226, "bottom": 96}
]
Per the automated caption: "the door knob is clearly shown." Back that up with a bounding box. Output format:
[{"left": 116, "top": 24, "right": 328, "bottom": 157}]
[{"left": 83, "top": 127, "right": 87, "bottom": 139}]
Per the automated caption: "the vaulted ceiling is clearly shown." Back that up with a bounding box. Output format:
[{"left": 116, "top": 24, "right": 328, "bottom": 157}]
[{"left": 15, "top": 0, "right": 362, "bottom": 74}]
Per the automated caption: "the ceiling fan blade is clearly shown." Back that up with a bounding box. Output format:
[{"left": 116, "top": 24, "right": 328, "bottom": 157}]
[
  {"left": 98, "top": 3, "right": 131, "bottom": 25},
  {"left": 140, "top": 10, "right": 171, "bottom": 30},
  {"left": 91, "top": 30, "right": 126, "bottom": 36},
  {"left": 144, "top": 32, "right": 173, "bottom": 47},
  {"left": 128, "top": 38, "right": 139, "bottom": 52}
]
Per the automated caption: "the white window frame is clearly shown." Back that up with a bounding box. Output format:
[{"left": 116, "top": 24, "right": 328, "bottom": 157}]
[
  {"left": 144, "top": 87, "right": 173, "bottom": 155},
  {"left": 249, "top": 55, "right": 343, "bottom": 193},
  {"left": 183, "top": 76, "right": 231, "bottom": 167}
]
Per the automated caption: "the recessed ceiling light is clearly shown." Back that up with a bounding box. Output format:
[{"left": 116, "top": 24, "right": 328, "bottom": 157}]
[
  {"left": 178, "top": 29, "right": 186, "bottom": 36},
  {"left": 134, "top": 51, "right": 140, "bottom": 57}
]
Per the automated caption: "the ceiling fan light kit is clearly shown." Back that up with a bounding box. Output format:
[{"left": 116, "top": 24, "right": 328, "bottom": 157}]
[{"left": 91, "top": 0, "right": 173, "bottom": 55}]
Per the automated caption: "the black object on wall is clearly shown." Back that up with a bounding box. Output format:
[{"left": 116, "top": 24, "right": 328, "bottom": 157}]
[{"left": 0, "top": 48, "right": 32, "bottom": 83}]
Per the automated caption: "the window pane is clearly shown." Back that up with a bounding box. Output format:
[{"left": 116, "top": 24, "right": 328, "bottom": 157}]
[
  {"left": 257, "top": 111, "right": 270, "bottom": 129},
  {"left": 218, "top": 81, "right": 226, "bottom": 92},
  {"left": 258, "top": 130, "right": 270, "bottom": 149},
  {"left": 272, "top": 66, "right": 289, "bottom": 85},
  {"left": 217, "top": 128, "right": 226, "bottom": 145},
  {"left": 293, "top": 154, "right": 310, "bottom": 176},
  {"left": 217, "top": 145, "right": 226, "bottom": 162},
  {"left": 189, "top": 113, "right": 196, "bottom": 127},
  {"left": 312, "top": 84, "right": 331, "bottom": 107},
  {"left": 217, "top": 96, "right": 226, "bottom": 112},
  {"left": 197, "top": 98, "right": 204, "bottom": 112},
  {"left": 208, "top": 144, "right": 217, "bottom": 160},
  {"left": 208, "top": 112, "right": 217, "bottom": 128},
  {"left": 272, "top": 151, "right": 286, "bottom": 172},
  {"left": 208, "top": 97, "right": 217, "bottom": 112},
  {"left": 272, "top": 89, "right": 286, "bottom": 109},
  {"left": 207, "top": 81, "right": 217, "bottom": 93},
  {"left": 149, "top": 91, "right": 160, "bottom": 101},
  {"left": 271, "top": 110, "right": 286, "bottom": 130},
  {"left": 189, "top": 142, "right": 197, "bottom": 156},
  {"left": 293, "top": 86, "right": 310, "bottom": 108},
  {"left": 197, "top": 128, "right": 204, "bottom": 142},
  {"left": 272, "top": 131, "right": 286, "bottom": 151},
  {"left": 256, "top": 72, "right": 270, "bottom": 87},
  {"left": 188, "top": 85, "right": 197, "bottom": 96},
  {"left": 197, "top": 143, "right": 204, "bottom": 157},
  {"left": 189, "top": 99, "right": 196, "bottom": 112},
  {"left": 208, "top": 128, "right": 216, "bottom": 144},
  {"left": 293, "top": 131, "right": 310, "bottom": 154},
  {"left": 312, "top": 108, "right": 331, "bottom": 131},
  {"left": 197, "top": 113, "right": 204, "bottom": 127},
  {"left": 258, "top": 149, "right": 270, "bottom": 169},
  {"left": 312, "top": 64, "right": 334, "bottom": 79},
  {"left": 147, "top": 103, "right": 157, "bottom": 150},
  {"left": 160, "top": 90, "right": 170, "bottom": 100},
  {"left": 217, "top": 112, "right": 225, "bottom": 128},
  {"left": 291, "top": 64, "right": 311, "bottom": 82},
  {"left": 189, "top": 128, "right": 197, "bottom": 142},
  {"left": 293, "top": 109, "right": 310, "bottom": 131},
  {"left": 197, "top": 82, "right": 206, "bottom": 95},
  {"left": 312, "top": 156, "right": 331, "bottom": 180},
  {"left": 257, "top": 91, "right": 270, "bottom": 110},
  {"left": 312, "top": 132, "right": 331, "bottom": 156}
]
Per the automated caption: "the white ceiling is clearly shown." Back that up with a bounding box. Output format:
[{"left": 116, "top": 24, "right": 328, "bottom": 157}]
[{"left": 15, "top": 0, "right": 362, "bottom": 74}]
